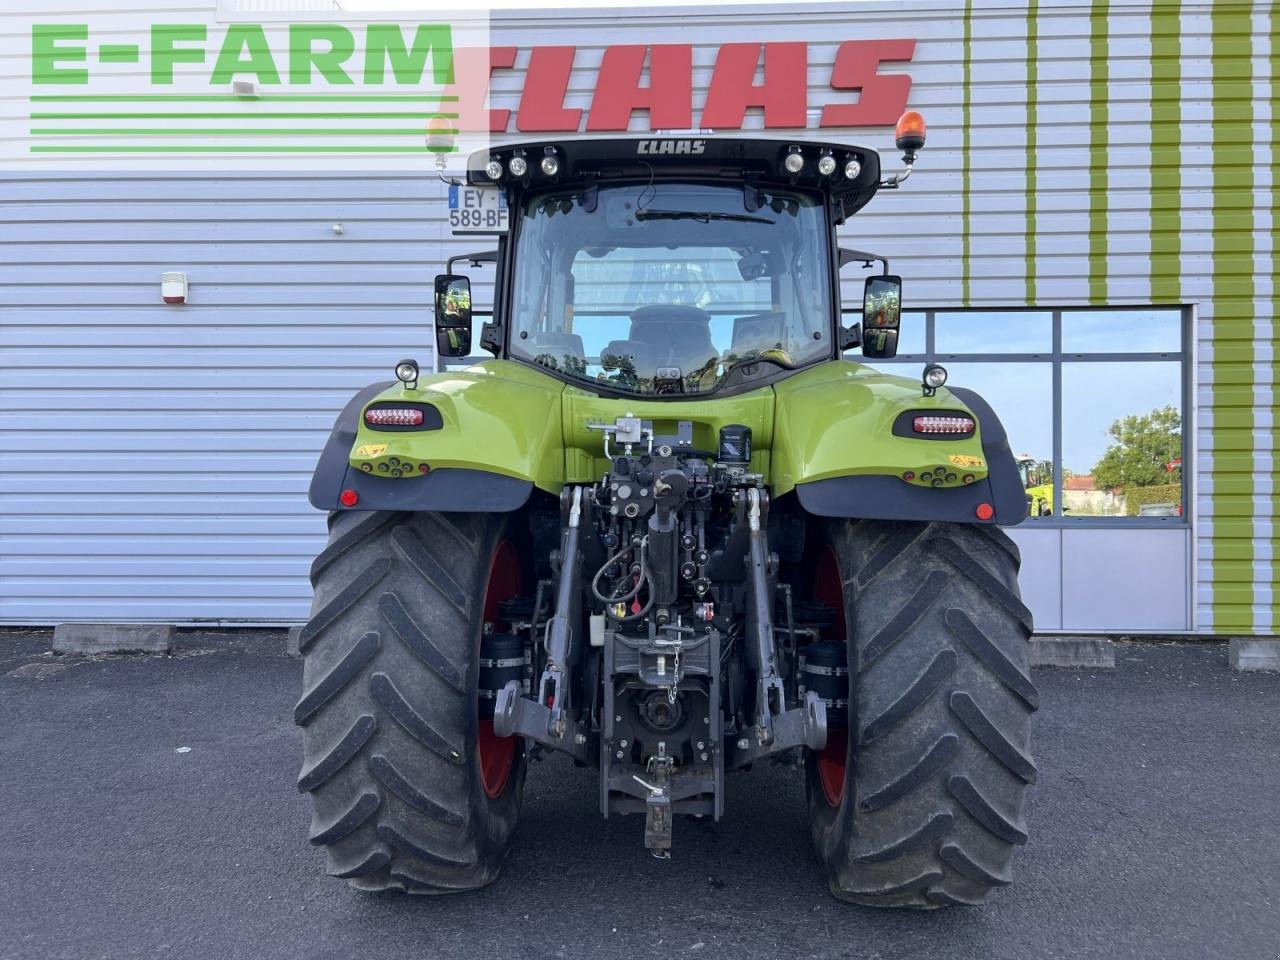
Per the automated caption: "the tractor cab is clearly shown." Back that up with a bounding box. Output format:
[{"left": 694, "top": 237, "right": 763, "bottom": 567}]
[{"left": 434, "top": 121, "right": 928, "bottom": 396}]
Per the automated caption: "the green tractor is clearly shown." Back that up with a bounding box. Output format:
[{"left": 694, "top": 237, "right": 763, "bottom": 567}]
[
  {"left": 1018, "top": 455, "right": 1054, "bottom": 516},
  {"left": 298, "top": 117, "right": 1037, "bottom": 909}
]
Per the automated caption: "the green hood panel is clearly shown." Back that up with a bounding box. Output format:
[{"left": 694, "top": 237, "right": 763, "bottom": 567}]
[
  {"left": 344, "top": 358, "right": 990, "bottom": 501},
  {"left": 770, "top": 360, "right": 990, "bottom": 497}
]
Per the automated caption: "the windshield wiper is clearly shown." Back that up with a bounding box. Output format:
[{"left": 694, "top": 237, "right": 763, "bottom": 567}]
[{"left": 634, "top": 209, "right": 775, "bottom": 225}]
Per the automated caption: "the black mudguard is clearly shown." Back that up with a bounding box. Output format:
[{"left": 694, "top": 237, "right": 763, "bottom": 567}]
[
  {"left": 308, "top": 382, "right": 533, "bottom": 513},
  {"left": 794, "top": 386, "right": 1028, "bottom": 526}
]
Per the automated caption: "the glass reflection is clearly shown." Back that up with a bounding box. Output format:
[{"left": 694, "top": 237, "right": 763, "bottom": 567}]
[
  {"left": 944, "top": 362, "right": 1054, "bottom": 519},
  {"left": 1062, "top": 309, "right": 1181, "bottom": 354},
  {"left": 844, "top": 310, "right": 926, "bottom": 356},
  {"left": 1062, "top": 362, "right": 1182, "bottom": 517},
  {"left": 936, "top": 311, "right": 1051, "bottom": 355}
]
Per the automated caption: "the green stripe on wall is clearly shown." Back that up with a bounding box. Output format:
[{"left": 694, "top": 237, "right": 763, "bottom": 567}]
[
  {"left": 961, "top": 0, "right": 973, "bottom": 307},
  {"left": 1088, "top": 1, "right": 1109, "bottom": 304},
  {"left": 1269, "top": 0, "right": 1278, "bottom": 631},
  {"left": 1211, "top": 2, "right": 1257, "bottom": 631},
  {"left": 1149, "top": 2, "right": 1181, "bottom": 302},
  {"left": 1025, "top": 0, "right": 1039, "bottom": 305}
]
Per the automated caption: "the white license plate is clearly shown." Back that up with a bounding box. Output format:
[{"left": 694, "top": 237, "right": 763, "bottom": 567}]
[{"left": 448, "top": 184, "right": 508, "bottom": 232}]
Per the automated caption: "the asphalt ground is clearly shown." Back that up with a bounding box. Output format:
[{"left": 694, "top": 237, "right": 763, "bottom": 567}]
[{"left": 1, "top": 631, "right": 1278, "bottom": 960}]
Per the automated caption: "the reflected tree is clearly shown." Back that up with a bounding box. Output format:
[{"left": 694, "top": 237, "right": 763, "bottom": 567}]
[{"left": 1092, "top": 405, "right": 1182, "bottom": 490}]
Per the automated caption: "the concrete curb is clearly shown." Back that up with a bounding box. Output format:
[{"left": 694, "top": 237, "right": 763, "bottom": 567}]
[
  {"left": 53, "top": 623, "right": 174, "bottom": 655},
  {"left": 1228, "top": 638, "right": 1280, "bottom": 672},
  {"left": 1029, "top": 635, "right": 1116, "bottom": 670}
]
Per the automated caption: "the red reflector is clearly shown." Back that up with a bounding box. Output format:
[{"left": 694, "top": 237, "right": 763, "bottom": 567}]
[
  {"left": 365, "top": 407, "right": 424, "bottom": 427},
  {"left": 902, "top": 471, "right": 915, "bottom": 482},
  {"left": 339, "top": 489, "right": 359, "bottom": 508},
  {"left": 975, "top": 502, "right": 994, "bottom": 521},
  {"left": 913, "top": 415, "right": 975, "bottom": 435},
  {"left": 418, "top": 462, "right": 430, "bottom": 473}
]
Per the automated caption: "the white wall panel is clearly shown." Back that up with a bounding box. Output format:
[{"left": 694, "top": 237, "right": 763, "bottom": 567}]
[{"left": 1061, "top": 528, "right": 1191, "bottom": 632}]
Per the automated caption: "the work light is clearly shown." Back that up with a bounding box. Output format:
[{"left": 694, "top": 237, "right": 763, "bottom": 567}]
[
  {"left": 508, "top": 153, "right": 528, "bottom": 177},
  {"left": 844, "top": 159, "right": 862, "bottom": 180},
  {"left": 540, "top": 149, "right": 560, "bottom": 176},
  {"left": 395, "top": 359, "right": 419, "bottom": 386},
  {"left": 817, "top": 152, "right": 837, "bottom": 176},
  {"left": 922, "top": 364, "right": 948, "bottom": 396},
  {"left": 484, "top": 159, "right": 503, "bottom": 180},
  {"left": 783, "top": 149, "right": 804, "bottom": 174}
]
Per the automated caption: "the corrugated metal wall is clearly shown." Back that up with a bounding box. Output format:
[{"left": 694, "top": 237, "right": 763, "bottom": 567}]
[
  {"left": 0, "top": 175, "right": 446, "bottom": 622},
  {"left": 1, "top": 0, "right": 1274, "bottom": 631}
]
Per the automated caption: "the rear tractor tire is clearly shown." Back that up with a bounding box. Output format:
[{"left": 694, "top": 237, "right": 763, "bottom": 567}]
[
  {"left": 295, "top": 509, "right": 527, "bottom": 893},
  {"left": 805, "top": 520, "right": 1037, "bottom": 909}
]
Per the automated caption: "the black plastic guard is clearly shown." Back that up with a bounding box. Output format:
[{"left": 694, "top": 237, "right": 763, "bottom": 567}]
[
  {"left": 795, "top": 386, "right": 1028, "bottom": 527},
  {"left": 308, "top": 381, "right": 533, "bottom": 512}
]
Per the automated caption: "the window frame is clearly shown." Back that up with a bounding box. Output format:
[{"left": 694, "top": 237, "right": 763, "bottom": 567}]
[{"left": 843, "top": 304, "right": 1191, "bottom": 528}]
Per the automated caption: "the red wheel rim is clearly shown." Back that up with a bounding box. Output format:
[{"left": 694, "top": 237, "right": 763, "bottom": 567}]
[
  {"left": 479, "top": 540, "right": 521, "bottom": 800},
  {"left": 812, "top": 546, "right": 849, "bottom": 807}
]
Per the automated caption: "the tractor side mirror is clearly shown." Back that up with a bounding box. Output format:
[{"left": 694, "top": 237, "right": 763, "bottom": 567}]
[
  {"left": 434, "top": 274, "right": 472, "bottom": 358},
  {"left": 861, "top": 274, "right": 902, "bottom": 359}
]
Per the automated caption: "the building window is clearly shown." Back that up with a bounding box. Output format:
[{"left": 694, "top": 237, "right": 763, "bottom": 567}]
[{"left": 847, "top": 307, "right": 1188, "bottom": 523}]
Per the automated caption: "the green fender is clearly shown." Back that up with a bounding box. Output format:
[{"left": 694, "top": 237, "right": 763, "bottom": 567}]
[
  {"left": 771, "top": 361, "right": 1026, "bottom": 525},
  {"left": 309, "top": 360, "right": 566, "bottom": 511}
]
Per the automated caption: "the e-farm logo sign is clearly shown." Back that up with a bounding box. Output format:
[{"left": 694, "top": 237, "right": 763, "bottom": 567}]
[{"left": 9, "top": 7, "right": 491, "bottom": 169}]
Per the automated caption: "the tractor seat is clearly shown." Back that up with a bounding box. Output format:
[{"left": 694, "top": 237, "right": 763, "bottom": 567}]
[{"left": 628, "top": 305, "right": 716, "bottom": 373}]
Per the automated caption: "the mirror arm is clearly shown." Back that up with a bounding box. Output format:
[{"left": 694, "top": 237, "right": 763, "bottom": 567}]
[
  {"left": 839, "top": 248, "right": 890, "bottom": 274},
  {"left": 446, "top": 250, "right": 497, "bottom": 273},
  {"left": 840, "top": 322, "right": 862, "bottom": 351}
]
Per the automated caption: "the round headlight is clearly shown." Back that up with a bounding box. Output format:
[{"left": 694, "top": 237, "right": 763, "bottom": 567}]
[
  {"left": 783, "top": 151, "right": 804, "bottom": 174},
  {"left": 508, "top": 155, "right": 528, "bottom": 177},
  {"left": 540, "top": 154, "right": 559, "bottom": 176},
  {"left": 817, "top": 154, "right": 837, "bottom": 176},
  {"left": 395, "top": 359, "right": 419, "bottom": 384},
  {"left": 484, "top": 159, "right": 503, "bottom": 180},
  {"left": 923, "top": 364, "right": 948, "bottom": 390},
  {"left": 844, "top": 159, "right": 862, "bottom": 180}
]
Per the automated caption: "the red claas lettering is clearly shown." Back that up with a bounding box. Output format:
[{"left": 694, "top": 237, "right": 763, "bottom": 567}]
[{"left": 450, "top": 40, "right": 914, "bottom": 134}]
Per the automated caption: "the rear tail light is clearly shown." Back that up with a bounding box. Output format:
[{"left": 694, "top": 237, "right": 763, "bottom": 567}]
[
  {"left": 365, "top": 407, "right": 424, "bottom": 427},
  {"left": 913, "top": 415, "right": 974, "bottom": 435}
]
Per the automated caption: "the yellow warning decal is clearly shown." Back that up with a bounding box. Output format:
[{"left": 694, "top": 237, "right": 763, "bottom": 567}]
[
  {"left": 355, "top": 444, "right": 387, "bottom": 458},
  {"left": 948, "top": 454, "right": 984, "bottom": 468}
]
